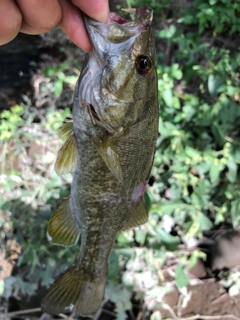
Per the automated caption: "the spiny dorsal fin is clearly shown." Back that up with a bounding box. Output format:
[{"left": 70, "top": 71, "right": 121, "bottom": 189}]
[
  {"left": 41, "top": 267, "right": 106, "bottom": 316},
  {"left": 47, "top": 197, "right": 80, "bottom": 247},
  {"left": 123, "top": 198, "right": 148, "bottom": 230},
  {"left": 96, "top": 138, "right": 123, "bottom": 183},
  {"left": 55, "top": 122, "right": 77, "bottom": 176}
]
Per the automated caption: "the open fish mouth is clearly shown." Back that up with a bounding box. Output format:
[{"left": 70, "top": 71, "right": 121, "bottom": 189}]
[
  {"left": 84, "top": 6, "right": 153, "bottom": 46},
  {"left": 109, "top": 6, "right": 153, "bottom": 27}
]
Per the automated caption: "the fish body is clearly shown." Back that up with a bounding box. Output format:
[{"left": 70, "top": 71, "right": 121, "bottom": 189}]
[{"left": 42, "top": 6, "right": 158, "bottom": 316}]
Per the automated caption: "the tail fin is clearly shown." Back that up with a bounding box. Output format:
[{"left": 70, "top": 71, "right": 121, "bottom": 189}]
[{"left": 41, "top": 267, "right": 106, "bottom": 316}]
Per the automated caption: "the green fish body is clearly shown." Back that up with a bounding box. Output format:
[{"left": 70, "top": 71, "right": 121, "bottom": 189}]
[{"left": 42, "top": 6, "right": 158, "bottom": 317}]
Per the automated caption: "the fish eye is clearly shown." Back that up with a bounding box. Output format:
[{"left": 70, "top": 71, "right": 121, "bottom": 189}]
[{"left": 135, "top": 55, "right": 152, "bottom": 75}]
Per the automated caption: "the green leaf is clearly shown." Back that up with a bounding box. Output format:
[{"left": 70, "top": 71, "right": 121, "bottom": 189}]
[
  {"left": 105, "top": 283, "right": 132, "bottom": 318},
  {"left": 156, "top": 228, "right": 179, "bottom": 251},
  {"left": 116, "top": 310, "right": 128, "bottom": 320},
  {"left": 156, "top": 229, "right": 179, "bottom": 245},
  {"left": 226, "top": 160, "right": 237, "bottom": 183},
  {"left": 198, "top": 212, "right": 213, "bottom": 231},
  {"left": 144, "top": 191, "right": 152, "bottom": 211},
  {"left": 175, "top": 263, "right": 190, "bottom": 288},
  {"left": 208, "top": 74, "right": 224, "bottom": 97},
  {"left": 187, "top": 251, "right": 206, "bottom": 270},
  {"left": 108, "top": 251, "right": 121, "bottom": 281},
  {"left": 209, "top": 162, "right": 222, "bottom": 184},
  {"left": 163, "top": 88, "right": 173, "bottom": 107},
  {"left": 158, "top": 25, "right": 176, "bottom": 39},
  {"left": 231, "top": 199, "right": 240, "bottom": 228},
  {"left": 135, "top": 229, "right": 147, "bottom": 246},
  {"left": 211, "top": 123, "right": 225, "bottom": 146},
  {"left": 54, "top": 80, "right": 63, "bottom": 97}
]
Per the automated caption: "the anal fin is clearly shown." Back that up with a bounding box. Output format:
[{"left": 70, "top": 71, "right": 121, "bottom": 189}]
[
  {"left": 41, "top": 267, "right": 106, "bottom": 316},
  {"left": 47, "top": 197, "right": 80, "bottom": 247},
  {"left": 123, "top": 198, "right": 148, "bottom": 230},
  {"left": 96, "top": 138, "right": 123, "bottom": 183}
]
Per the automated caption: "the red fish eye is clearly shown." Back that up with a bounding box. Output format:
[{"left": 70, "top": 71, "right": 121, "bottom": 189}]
[{"left": 135, "top": 55, "right": 152, "bottom": 75}]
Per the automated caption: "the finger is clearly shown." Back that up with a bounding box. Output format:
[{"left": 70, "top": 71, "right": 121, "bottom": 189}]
[
  {"left": 59, "top": 0, "right": 92, "bottom": 52},
  {"left": 71, "top": 0, "right": 109, "bottom": 23},
  {"left": 17, "top": 0, "right": 62, "bottom": 34},
  {"left": 0, "top": 0, "right": 22, "bottom": 45}
]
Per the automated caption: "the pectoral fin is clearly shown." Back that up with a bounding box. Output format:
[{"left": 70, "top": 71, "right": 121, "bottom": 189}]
[
  {"left": 59, "top": 122, "right": 74, "bottom": 139},
  {"left": 47, "top": 197, "right": 80, "bottom": 247},
  {"left": 55, "top": 122, "right": 77, "bottom": 176},
  {"left": 123, "top": 198, "right": 148, "bottom": 230},
  {"left": 96, "top": 139, "right": 123, "bottom": 183}
]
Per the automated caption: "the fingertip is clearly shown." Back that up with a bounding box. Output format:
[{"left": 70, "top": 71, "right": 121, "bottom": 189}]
[
  {"left": 70, "top": 31, "right": 93, "bottom": 53},
  {"left": 59, "top": 0, "right": 93, "bottom": 52},
  {"left": 71, "top": 0, "right": 110, "bottom": 23},
  {"left": 0, "top": 0, "right": 22, "bottom": 45}
]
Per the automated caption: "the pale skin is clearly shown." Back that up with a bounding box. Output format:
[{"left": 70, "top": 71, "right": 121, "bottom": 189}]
[{"left": 0, "top": 0, "right": 109, "bottom": 52}]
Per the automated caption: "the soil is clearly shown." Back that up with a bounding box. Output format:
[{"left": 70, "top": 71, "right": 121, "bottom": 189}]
[{"left": 0, "top": 34, "right": 47, "bottom": 110}]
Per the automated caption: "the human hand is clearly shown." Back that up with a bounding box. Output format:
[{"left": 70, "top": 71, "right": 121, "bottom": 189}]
[{"left": 0, "top": 0, "right": 109, "bottom": 51}]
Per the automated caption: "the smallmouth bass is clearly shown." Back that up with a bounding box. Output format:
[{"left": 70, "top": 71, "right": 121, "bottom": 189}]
[{"left": 41, "top": 6, "right": 158, "bottom": 316}]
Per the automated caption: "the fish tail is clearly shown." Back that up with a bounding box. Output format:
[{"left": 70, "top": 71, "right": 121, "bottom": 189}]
[{"left": 41, "top": 267, "right": 106, "bottom": 316}]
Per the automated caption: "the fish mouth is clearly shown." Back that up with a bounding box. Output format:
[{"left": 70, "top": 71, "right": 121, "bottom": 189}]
[
  {"left": 83, "top": 6, "right": 153, "bottom": 46},
  {"left": 109, "top": 6, "right": 153, "bottom": 27}
]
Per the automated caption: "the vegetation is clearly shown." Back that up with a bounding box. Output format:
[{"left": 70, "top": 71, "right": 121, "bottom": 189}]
[{"left": 1, "top": 0, "right": 240, "bottom": 319}]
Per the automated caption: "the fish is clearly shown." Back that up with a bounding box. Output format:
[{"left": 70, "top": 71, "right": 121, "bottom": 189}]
[{"left": 41, "top": 5, "right": 159, "bottom": 317}]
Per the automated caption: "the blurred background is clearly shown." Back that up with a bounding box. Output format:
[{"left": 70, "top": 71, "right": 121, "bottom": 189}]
[{"left": 1, "top": 0, "right": 240, "bottom": 319}]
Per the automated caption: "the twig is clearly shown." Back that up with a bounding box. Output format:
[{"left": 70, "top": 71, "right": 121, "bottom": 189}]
[
  {"left": 58, "top": 313, "right": 69, "bottom": 319},
  {"left": 136, "top": 311, "right": 143, "bottom": 320},
  {"left": 102, "top": 309, "right": 116, "bottom": 317},
  {"left": 181, "top": 315, "right": 240, "bottom": 320},
  {"left": 38, "top": 312, "right": 47, "bottom": 320},
  {"left": 0, "top": 307, "right": 41, "bottom": 318},
  {"left": 162, "top": 301, "right": 240, "bottom": 320},
  {"left": 164, "top": 305, "right": 240, "bottom": 320},
  {"left": 0, "top": 308, "right": 73, "bottom": 320},
  {"left": 93, "top": 307, "right": 103, "bottom": 320},
  {"left": 128, "top": 309, "right": 136, "bottom": 320}
]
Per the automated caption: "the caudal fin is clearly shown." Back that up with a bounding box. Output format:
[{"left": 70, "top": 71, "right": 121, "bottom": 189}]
[{"left": 41, "top": 267, "right": 106, "bottom": 316}]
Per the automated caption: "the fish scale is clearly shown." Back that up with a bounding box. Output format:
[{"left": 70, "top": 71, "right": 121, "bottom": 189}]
[{"left": 42, "top": 5, "right": 158, "bottom": 317}]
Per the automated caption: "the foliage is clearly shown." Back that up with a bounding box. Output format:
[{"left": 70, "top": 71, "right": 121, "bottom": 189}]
[
  {"left": 1, "top": 0, "right": 240, "bottom": 319},
  {"left": 0, "top": 104, "right": 75, "bottom": 302}
]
